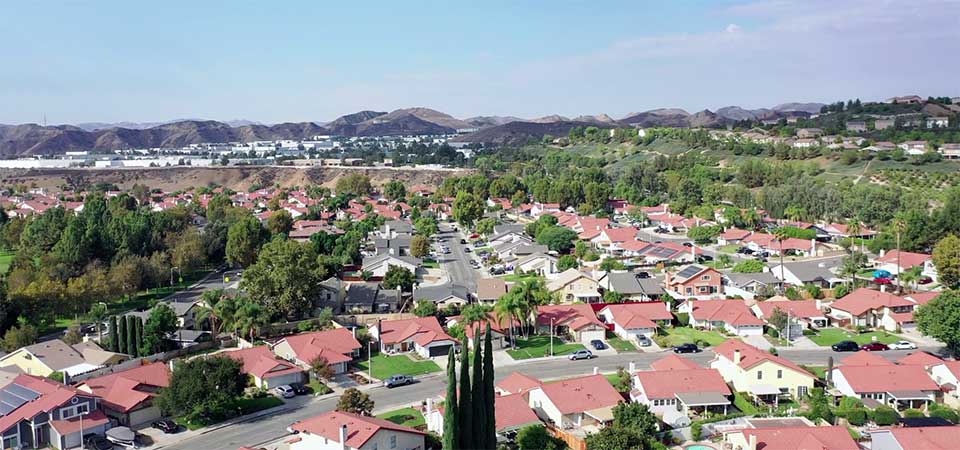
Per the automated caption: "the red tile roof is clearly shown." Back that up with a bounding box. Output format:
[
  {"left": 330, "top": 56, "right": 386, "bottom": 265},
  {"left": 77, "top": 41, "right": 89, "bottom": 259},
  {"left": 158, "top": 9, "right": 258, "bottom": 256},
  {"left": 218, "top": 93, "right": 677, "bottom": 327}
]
[
  {"left": 77, "top": 361, "right": 170, "bottom": 413},
  {"left": 225, "top": 346, "right": 304, "bottom": 380},
  {"left": 688, "top": 300, "right": 764, "bottom": 327},
  {"left": 877, "top": 426, "right": 960, "bottom": 450},
  {"left": 635, "top": 367, "right": 730, "bottom": 400},
  {"left": 278, "top": 328, "right": 362, "bottom": 364},
  {"left": 836, "top": 365, "right": 939, "bottom": 393},
  {"left": 839, "top": 351, "right": 894, "bottom": 367},
  {"left": 600, "top": 303, "right": 673, "bottom": 329},
  {"left": 876, "top": 250, "right": 931, "bottom": 269},
  {"left": 713, "top": 340, "right": 813, "bottom": 379},
  {"left": 291, "top": 411, "right": 425, "bottom": 448},
  {"left": 376, "top": 317, "right": 457, "bottom": 346},
  {"left": 897, "top": 351, "right": 943, "bottom": 367},
  {"left": 496, "top": 372, "right": 542, "bottom": 396},
  {"left": 650, "top": 354, "right": 701, "bottom": 371},
  {"left": 905, "top": 291, "right": 939, "bottom": 306},
  {"left": 0, "top": 375, "right": 95, "bottom": 435},
  {"left": 536, "top": 374, "right": 623, "bottom": 414},
  {"left": 495, "top": 394, "right": 540, "bottom": 431},
  {"left": 733, "top": 425, "right": 858, "bottom": 450},
  {"left": 830, "top": 288, "right": 914, "bottom": 316},
  {"left": 50, "top": 410, "right": 109, "bottom": 435},
  {"left": 536, "top": 304, "right": 605, "bottom": 330},
  {"left": 599, "top": 227, "right": 639, "bottom": 243}
]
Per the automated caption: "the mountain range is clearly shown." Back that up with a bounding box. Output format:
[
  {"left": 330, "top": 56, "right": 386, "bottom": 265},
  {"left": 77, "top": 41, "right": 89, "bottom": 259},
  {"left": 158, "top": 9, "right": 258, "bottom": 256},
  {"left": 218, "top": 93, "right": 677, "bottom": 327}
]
[{"left": 0, "top": 102, "right": 824, "bottom": 156}]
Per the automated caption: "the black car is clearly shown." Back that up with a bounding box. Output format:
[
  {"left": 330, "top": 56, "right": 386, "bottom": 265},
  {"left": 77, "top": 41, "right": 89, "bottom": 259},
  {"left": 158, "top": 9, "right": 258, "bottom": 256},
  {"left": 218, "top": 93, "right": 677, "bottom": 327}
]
[
  {"left": 832, "top": 340, "right": 860, "bottom": 352},
  {"left": 460, "top": 239, "right": 467, "bottom": 244},
  {"left": 590, "top": 339, "right": 606, "bottom": 350},
  {"left": 289, "top": 382, "right": 310, "bottom": 395},
  {"left": 697, "top": 255, "right": 714, "bottom": 263},
  {"left": 682, "top": 242, "right": 693, "bottom": 247},
  {"left": 636, "top": 271, "right": 651, "bottom": 279},
  {"left": 84, "top": 434, "right": 113, "bottom": 450},
  {"left": 673, "top": 343, "right": 701, "bottom": 354},
  {"left": 152, "top": 419, "right": 180, "bottom": 434}
]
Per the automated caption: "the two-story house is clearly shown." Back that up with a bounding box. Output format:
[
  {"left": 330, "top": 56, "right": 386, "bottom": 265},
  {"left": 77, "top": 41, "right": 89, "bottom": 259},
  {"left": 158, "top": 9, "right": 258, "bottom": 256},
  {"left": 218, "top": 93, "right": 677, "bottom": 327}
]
[
  {"left": 630, "top": 355, "right": 731, "bottom": 427},
  {"left": 664, "top": 265, "right": 723, "bottom": 300},
  {"left": 710, "top": 340, "right": 816, "bottom": 403}
]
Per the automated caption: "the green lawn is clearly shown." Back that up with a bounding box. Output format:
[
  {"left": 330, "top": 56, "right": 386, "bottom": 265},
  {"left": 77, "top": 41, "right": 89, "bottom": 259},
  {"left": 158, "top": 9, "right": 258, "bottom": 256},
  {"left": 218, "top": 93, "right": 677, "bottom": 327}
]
[
  {"left": 606, "top": 337, "right": 636, "bottom": 353},
  {"left": 807, "top": 328, "right": 901, "bottom": 346},
  {"left": 377, "top": 407, "right": 426, "bottom": 428},
  {"left": 507, "top": 335, "right": 585, "bottom": 360},
  {"left": 654, "top": 327, "right": 729, "bottom": 348},
  {"left": 308, "top": 379, "right": 332, "bottom": 395},
  {"left": 733, "top": 392, "right": 760, "bottom": 415},
  {"left": 355, "top": 354, "right": 441, "bottom": 380},
  {"left": 502, "top": 273, "right": 543, "bottom": 283},
  {"left": 422, "top": 258, "right": 440, "bottom": 269},
  {"left": 802, "top": 365, "right": 828, "bottom": 380},
  {"left": 0, "top": 251, "right": 14, "bottom": 273},
  {"left": 717, "top": 244, "right": 741, "bottom": 254}
]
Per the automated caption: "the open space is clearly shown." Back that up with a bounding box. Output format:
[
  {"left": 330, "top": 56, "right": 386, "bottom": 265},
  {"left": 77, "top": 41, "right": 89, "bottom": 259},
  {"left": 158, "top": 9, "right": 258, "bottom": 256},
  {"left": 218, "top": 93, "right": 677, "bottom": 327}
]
[
  {"left": 354, "top": 354, "right": 442, "bottom": 380},
  {"left": 507, "top": 335, "right": 586, "bottom": 360},
  {"left": 807, "top": 328, "right": 901, "bottom": 346}
]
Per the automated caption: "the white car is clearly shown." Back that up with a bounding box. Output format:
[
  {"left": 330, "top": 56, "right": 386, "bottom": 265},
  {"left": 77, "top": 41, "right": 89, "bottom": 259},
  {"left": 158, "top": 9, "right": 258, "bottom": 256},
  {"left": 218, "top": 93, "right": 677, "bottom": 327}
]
[
  {"left": 275, "top": 385, "right": 296, "bottom": 398},
  {"left": 888, "top": 340, "right": 918, "bottom": 350}
]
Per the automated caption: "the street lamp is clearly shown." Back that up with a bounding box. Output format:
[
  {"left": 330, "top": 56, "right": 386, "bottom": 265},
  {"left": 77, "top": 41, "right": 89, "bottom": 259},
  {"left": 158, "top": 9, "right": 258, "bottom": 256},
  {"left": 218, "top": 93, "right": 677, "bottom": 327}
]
[{"left": 368, "top": 340, "right": 373, "bottom": 381}]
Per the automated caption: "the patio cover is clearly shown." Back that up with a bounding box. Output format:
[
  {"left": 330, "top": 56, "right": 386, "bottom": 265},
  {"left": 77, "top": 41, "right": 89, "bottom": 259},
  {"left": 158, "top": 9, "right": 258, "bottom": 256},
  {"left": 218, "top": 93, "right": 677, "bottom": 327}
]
[
  {"left": 676, "top": 392, "right": 731, "bottom": 406},
  {"left": 888, "top": 390, "right": 932, "bottom": 400},
  {"left": 584, "top": 405, "right": 615, "bottom": 422},
  {"left": 748, "top": 384, "right": 781, "bottom": 396}
]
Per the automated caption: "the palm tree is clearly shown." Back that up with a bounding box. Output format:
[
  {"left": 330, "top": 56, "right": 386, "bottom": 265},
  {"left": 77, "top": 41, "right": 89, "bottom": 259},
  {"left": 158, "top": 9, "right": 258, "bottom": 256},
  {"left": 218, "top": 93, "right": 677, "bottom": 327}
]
[
  {"left": 213, "top": 295, "right": 238, "bottom": 336},
  {"left": 846, "top": 219, "right": 863, "bottom": 253},
  {"left": 773, "top": 227, "right": 789, "bottom": 290},
  {"left": 900, "top": 266, "right": 921, "bottom": 292},
  {"left": 494, "top": 293, "right": 520, "bottom": 349},
  {"left": 235, "top": 300, "right": 268, "bottom": 341},
  {"left": 891, "top": 217, "right": 907, "bottom": 293}
]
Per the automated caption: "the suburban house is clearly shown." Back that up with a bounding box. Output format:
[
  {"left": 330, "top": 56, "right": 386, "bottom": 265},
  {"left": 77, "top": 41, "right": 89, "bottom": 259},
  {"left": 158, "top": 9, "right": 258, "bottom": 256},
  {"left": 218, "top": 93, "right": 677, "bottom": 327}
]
[
  {"left": 445, "top": 312, "right": 519, "bottom": 350},
  {"left": 929, "top": 361, "right": 960, "bottom": 407},
  {"left": 318, "top": 277, "right": 346, "bottom": 312},
  {"left": 288, "top": 410, "right": 425, "bottom": 450},
  {"left": 379, "top": 220, "right": 414, "bottom": 239},
  {"left": 536, "top": 304, "right": 607, "bottom": 345},
  {"left": 370, "top": 317, "right": 458, "bottom": 358},
  {"left": 769, "top": 260, "right": 844, "bottom": 288},
  {"left": 828, "top": 288, "right": 917, "bottom": 331},
  {"left": 631, "top": 355, "right": 731, "bottom": 427},
  {"left": 515, "top": 253, "right": 559, "bottom": 276},
  {"left": 75, "top": 361, "right": 170, "bottom": 427},
  {"left": 710, "top": 340, "right": 816, "bottom": 402},
  {"left": 590, "top": 226, "right": 639, "bottom": 252},
  {"left": 475, "top": 278, "right": 509, "bottom": 304},
  {"left": 870, "top": 426, "right": 960, "bottom": 450},
  {"left": 874, "top": 250, "right": 938, "bottom": 283},
  {"left": 412, "top": 284, "right": 470, "bottom": 309},
  {"left": 717, "top": 228, "right": 752, "bottom": 246},
  {"left": 0, "top": 339, "right": 128, "bottom": 378},
  {"left": 362, "top": 254, "right": 420, "bottom": 278},
  {"left": 831, "top": 359, "right": 939, "bottom": 410},
  {"left": 599, "top": 271, "right": 664, "bottom": 302},
  {"left": 752, "top": 298, "right": 828, "bottom": 338},
  {"left": 546, "top": 269, "right": 601, "bottom": 303},
  {"left": 598, "top": 303, "right": 673, "bottom": 340},
  {"left": 496, "top": 372, "right": 543, "bottom": 397},
  {"left": 527, "top": 374, "right": 623, "bottom": 433},
  {"left": 344, "top": 283, "right": 400, "bottom": 314},
  {"left": 680, "top": 300, "right": 764, "bottom": 336},
  {"left": 664, "top": 265, "right": 723, "bottom": 300},
  {"left": 272, "top": 328, "right": 362, "bottom": 374},
  {"left": 724, "top": 271, "right": 780, "bottom": 300},
  {"left": 0, "top": 374, "right": 108, "bottom": 450},
  {"left": 425, "top": 393, "right": 541, "bottom": 441},
  {"left": 225, "top": 345, "right": 306, "bottom": 389},
  {"left": 722, "top": 425, "right": 858, "bottom": 450}
]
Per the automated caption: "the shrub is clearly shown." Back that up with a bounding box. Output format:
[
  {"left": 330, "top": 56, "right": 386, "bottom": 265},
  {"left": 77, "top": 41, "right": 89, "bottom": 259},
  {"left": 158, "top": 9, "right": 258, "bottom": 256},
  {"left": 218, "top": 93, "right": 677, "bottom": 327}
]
[
  {"left": 845, "top": 408, "right": 868, "bottom": 426},
  {"left": 802, "top": 328, "right": 817, "bottom": 336},
  {"left": 675, "top": 313, "right": 690, "bottom": 327},
  {"left": 839, "top": 397, "right": 864, "bottom": 410},
  {"left": 732, "top": 259, "right": 766, "bottom": 273},
  {"left": 691, "top": 422, "right": 703, "bottom": 441},
  {"left": 930, "top": 406, "right": 959, "bottom": 423},
  {"left": 804, "top": 284, "right": 822, "bottom": 299},
  {"left": 785, "top": 286, "right": 802, "bottom": 300},
  {"left": 871, "top": 406, "right": 899, "bottom": 426},
  {"left": 903, "top": 409, "right": 925, "bottom": 418},
  {"left": 834, "top": 284, "right": 851, "bottom": 298},
  {"left": 768, "top": 348, "right": 779, "bottom": 356}
]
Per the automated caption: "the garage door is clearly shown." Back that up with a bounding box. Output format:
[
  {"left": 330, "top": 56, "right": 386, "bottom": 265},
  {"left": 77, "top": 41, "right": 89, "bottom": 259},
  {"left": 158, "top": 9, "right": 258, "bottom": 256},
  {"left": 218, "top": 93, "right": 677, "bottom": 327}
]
[
  {"left": 580, "top": 330, "right": 605, "bottom": 345},
  {"left": 428, "top": 344, "right": 452, "bottom": 357}
]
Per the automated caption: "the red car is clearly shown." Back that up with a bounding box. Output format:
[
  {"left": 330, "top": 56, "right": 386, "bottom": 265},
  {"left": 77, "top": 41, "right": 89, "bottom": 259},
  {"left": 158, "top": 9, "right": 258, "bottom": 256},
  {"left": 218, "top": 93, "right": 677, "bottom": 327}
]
[
  {"left": 861, "top": 342, "right": 889, "bottom": 352},
  {"left": 874, "top": 277, "right": 892, "bottom": 285}
]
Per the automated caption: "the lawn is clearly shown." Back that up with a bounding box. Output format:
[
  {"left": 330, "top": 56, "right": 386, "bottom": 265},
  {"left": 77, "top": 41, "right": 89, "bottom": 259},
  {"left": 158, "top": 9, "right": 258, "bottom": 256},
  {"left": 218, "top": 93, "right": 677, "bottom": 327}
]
[
  {"left": 502, "top": 273, "right": 542, "bottom": 283},
  {"left": 507, "top": 335, "right": 585, "bottom": 360},
  {"left": 0, "top": 251, "right": 13, "bottom": 273},
  {"left": 308, "top": 379, "right": 332, "bottom": 395},
  {"left": 355, "top": 354, "right": 441, "bottom": 380},
  {"left": 377, "top": 407, "right": 426, "bottom": 428},
  {"left": 422, "top": 258, "right": 440, "bottom": 269},
  {"left": 801, "top": 365, "right": 828, "bottom": 380},
  {"left": 733, "top": 392, "right": 760, "bottom": 415},
  {"left": 606, "top": 337, "right": 636, "bottom": 353},
  {"left": 807, "top": 328, "right": 901, "bottom": 347},
  {"left": 717, "top": 244, "right": 741, "bottom": 254},
  {"left": 654, "top": 327, "right": 729, "bottom": 348}
]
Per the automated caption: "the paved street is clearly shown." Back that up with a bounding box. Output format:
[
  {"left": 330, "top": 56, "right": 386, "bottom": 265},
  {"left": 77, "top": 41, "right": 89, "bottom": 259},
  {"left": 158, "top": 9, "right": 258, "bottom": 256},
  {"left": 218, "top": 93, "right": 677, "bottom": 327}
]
[
  {"left": 159, "top": 344, "right": 942, "bottom": 450},
  {"left": 434, "top": 224, "right": 480, "bottom": 292}
]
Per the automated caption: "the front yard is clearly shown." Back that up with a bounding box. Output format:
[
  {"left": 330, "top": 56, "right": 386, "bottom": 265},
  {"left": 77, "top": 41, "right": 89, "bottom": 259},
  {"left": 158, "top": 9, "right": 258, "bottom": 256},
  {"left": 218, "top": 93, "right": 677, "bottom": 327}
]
[
  {"left": 606, "top": 336, "right": 637, "bottom": 352},
  {"left": 507, "top": 335, "right": 586, "bottom": 360},
  {"left": 355, "top": 354, "right": 442, "bottom": 380},
  {"left": 807, "top": 328, "right": 901, "bottom": 347},
  {"left": 654, "top": 327, "right": 729, "bottom": 348},
  {"left": 502, "top": 273, "right": 543, "bottom": 283},
  {"left": 377, "top": 407, "right": 426, "bottom": 428},
  {"left": 176, "top": 395, "right": 284, "bottom": 430}
]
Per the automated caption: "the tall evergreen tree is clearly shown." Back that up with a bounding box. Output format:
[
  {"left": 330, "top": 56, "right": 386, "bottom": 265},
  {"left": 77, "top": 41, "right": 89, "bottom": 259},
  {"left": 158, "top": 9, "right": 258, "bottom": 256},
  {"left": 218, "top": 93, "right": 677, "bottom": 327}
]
[
  {"left": 134, "top": 317, "right": 144, "bottom": 356},
  {"left": 483, "top": 322, "right": 496, "bottom": 449},
  {"left": 125, "top": 316, "right": 136, "bottom": 356},
  {"left": 457, "top": 335, "right": 472, "bottom": 450},
  {"left": 442, "top": 350, "right": 458, "bottom": 450},
  {"left": 108, "top": 316, "right": 119, "bottom": 352},
  {"left": 471, "top": 327, "right": 484, "bottom": 449},
  {"left": 117, "top": 315, "right": 127, "bottom": 354}
]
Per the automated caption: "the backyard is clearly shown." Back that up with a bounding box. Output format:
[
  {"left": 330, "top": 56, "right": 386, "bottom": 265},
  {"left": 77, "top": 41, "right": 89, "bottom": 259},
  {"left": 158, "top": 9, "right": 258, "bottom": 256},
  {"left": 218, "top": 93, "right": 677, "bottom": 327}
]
[
  {"left": 377, "top": 407, "right": 426, "bottom": 428},
  {"left": 507, "top": 335, "right": 585, "bottom": 360},
  {"left": 354, "top": 354, "right": 442, "bottom": 380},
  {"left": 0, "top": 251, "right": 13, "bottom": 273},
  {"left": 502, "top": 273, "right": 543, "bottom": 283},
  {"left": 654, "top": 327, "right": 729, "bottom": 348},
  {"left": 807, "top": 328, "right": 901, "bottom": 346}
]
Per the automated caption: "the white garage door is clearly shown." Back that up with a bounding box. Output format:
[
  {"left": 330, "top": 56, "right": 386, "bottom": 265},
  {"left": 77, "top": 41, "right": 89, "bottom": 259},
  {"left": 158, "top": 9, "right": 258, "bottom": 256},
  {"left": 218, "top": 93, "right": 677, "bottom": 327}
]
[
  {"left": 264, "top": 372, "right": 305, "bottom": 390},
  {"left": 579, "top": 329, "right": 606, "bottom": 344}
]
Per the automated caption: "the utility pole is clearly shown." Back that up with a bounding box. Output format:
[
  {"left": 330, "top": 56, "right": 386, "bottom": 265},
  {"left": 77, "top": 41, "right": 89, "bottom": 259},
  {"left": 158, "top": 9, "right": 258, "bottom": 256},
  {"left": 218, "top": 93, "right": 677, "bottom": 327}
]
[{"left": 550, "top": 318, "right": 555, "bottom": 356}]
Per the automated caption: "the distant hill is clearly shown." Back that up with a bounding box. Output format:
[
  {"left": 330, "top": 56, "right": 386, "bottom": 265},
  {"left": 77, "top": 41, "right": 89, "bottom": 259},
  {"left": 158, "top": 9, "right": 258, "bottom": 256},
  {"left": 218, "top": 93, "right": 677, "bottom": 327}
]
[
  {"left": 715, "top": 106, "right": 758, "bottom": 121},
  {"left": 687, "top": 109, "right": 729, "bottom": 128},
  {"left": 529, "top": 115, "right": 571, "bottom": 123},
  {"left": 621, "top": 108, "right": 691, "bottom": 127},
  {"left": 572, "top": 114, "right": 619, "bottom": 125},
  {"left": 772, "top": 102, "right": 825, "bottom": 114},
  {"left": 464, "top": 116, "right": 523, "bottom": 128},
  {"left": 371, "top": 107, "right": 474, "bottom": 130},
  {"left": 451, "top": 120, "right": 614, "bottom": 146}
]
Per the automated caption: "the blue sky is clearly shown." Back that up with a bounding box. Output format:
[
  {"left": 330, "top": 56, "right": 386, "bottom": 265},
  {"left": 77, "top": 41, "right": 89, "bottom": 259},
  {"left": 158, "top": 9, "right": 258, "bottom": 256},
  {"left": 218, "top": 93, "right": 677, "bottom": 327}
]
[{"left": 3, "top": 0, "right": 959, "bottom": 124}]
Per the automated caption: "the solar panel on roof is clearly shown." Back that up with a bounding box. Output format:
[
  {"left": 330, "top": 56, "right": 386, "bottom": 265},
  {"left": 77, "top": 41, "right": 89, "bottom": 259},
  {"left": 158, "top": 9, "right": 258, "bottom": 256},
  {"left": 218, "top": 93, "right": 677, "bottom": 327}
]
[
  {"left": 5, "top": 383, "right": 40, "bottom": 401},
  {"left": 0, "top": 390, "right": 26, "bottom": 410},
  {"left": 0, "top": 402, "right": 14, "bottom": 416},
  {"left": 677, "top": 265, "right": 702, "bottom": 279}
]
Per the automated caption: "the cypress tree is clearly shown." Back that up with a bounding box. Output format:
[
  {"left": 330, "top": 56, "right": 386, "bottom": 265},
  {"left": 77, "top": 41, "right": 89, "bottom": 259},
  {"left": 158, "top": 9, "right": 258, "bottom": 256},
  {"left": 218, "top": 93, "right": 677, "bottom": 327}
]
[
  {"left": 108, "top": 316, "right": 119, "bottom": 352},
  {"left": 483, "top": 322, "right": 496, "bottom": 449},
  {"left": 125, "top": 316, "right": 136, "bottom": 356},
  {"left": 134, "top": 317, "right": 144, "bottom": 356},
  {"left": 442, "top": 350, "right": 458, "bottom": 450},
  {"left": 457, "top": 335, "right": 472, "bottom": 450},
  {"left": 117, "top": 315, "right": 127, "bottom": 354},
  {"left": 470, "top": 327, "right": 484, "bottom": 450}
]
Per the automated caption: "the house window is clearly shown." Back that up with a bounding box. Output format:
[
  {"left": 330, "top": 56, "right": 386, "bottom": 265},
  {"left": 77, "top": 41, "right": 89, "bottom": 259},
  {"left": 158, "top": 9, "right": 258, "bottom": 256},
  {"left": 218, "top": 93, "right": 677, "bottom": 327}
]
[
  {"left": 701, "top": 275, "right": 711, "bottom": 281},
  {"left": 757, "top": 371, "right": 763, "bottom": 380},
  {"left": 390, "top": 435, "right": 397, "bottom": 449},
  {"left": 3, "top": 435, "right": 18, "bottom": 449},
  {"left": 60, "top": 402, "right": 89, "bottom": 419},
  {"left": 777, "top": 370, "right": 783, "bottom": 379},
  {"left": 798, "top": 386, "right": 809, "bottom": 397}
]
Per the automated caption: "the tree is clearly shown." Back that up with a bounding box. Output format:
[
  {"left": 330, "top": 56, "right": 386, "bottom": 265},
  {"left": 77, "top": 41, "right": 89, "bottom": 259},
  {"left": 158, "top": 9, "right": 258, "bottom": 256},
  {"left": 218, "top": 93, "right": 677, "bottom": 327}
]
[
  {"left": 773, "top": 227, "right": 789, "bottom": 287},
  {"left": 687, "top": 225, "right": 722, "bottom": 244},
  {"left": 335, "top": 174, "right": 372, "bottom": 197},
  {"left": 475, "top": 218, "right": 496, "bottom": 236},
  {"left": 156, "top": 356, "right": 246, "bottom": 421},
  {"left": 108, "top": 316, "right": 119, "bottom": 352},
  {"left": 457, "top": 330, "right": 473, "bottom": 449},
  {"left": 169, "top": 228, "right": 207, "bottom": 274},
  {"left": 382, "top": 266, "right": 415, "bottom": 292},
  {"left": 599, "top": 257, "right": 625, "bottom": 272},
  {"left": 535, "top": 226, "right": 578, "bottom": 252},
  {"left": 226, "top": 216, "right": 266, "bottom": 268},
  {"left": 452, "top": 192, "right": 484, "bottom": 228},
  {"left": 482, "top": 323, "right": 496, "bottom": 448},
  {"left": 240, "top": 238, "right": 325, "bottom": 319},
  {"left": 89, "top": 302, "right": 109, "bottom": 342},
  {"left": 443, "top": 350, "right": 458, "bottom": 450},
  {"left": 142, "top": 303, "right": 178, "bottom": 355},
  {"left": 63, "top": 324, "right": 83, "bottom": 345},
  {"left": 134, "top": 317, "right": 145, "bottom": 357},
  {"left": 336, "top": 388, "right": 374, "bottom": 416},
  {"left": 117, "top": 315, "right": 128, "bottom": 355},
  {"left": 414, "top": 216, "right": 438, "bottom": 238},
  {"left": 309, "top": 355, "right": 335, "bottom": 380},
  {"left": 933, "top": 235, "right": 960, "bottom": 289},
  {"left": 769, "top": 307, "right": 789, "bottom": 337},
  {"left": 517, "top": 424, "right": 565, "bottom": 450},
  {"left": 586, "top": 426, "right": 644, "bottom": 450},
  {"left": 383, "top": 180, "right": 406, "bottom": 201},
  {"left": 125, "top": 315, "right": 137, "bottom": 356},
  {"left": 2, "top": 324, "right": 37, "bottom": 352},
  {"left": 470, "top": 331, "right": 484, "bottom": 448},
  {"left": 557, "top": 254, "right": 578, "bottom": 271},
  {"left": 892, "top": 217, "right": 907, "bottom": 292},
  {"left": 410, "top": 235, "right": 430, "bottom": 259},
  {"left": 412, "top": 301, "right": 437, "bottom": 317},
  {"left": 612, "top": 402, "right": 659, "bottom": 438},
  {"left": 266, "top": 210, "right": 293, "bottom": 235},
  {"left": 915, "top": 291, "right": 960, "bottom": 355},
  {"left": 603, "top": 291, "right": 625, "bottom": 304},
  {"left": 732, "top": 259, "right": 765, "bottom": 273}
]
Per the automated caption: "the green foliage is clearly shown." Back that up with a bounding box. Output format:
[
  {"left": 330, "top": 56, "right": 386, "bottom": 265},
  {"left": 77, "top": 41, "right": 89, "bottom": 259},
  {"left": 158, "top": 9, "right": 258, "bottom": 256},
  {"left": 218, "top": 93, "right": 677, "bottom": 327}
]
[
  {"left": 933, "top": 234, "right": 960, "bottom": 289},
  {"left": 226, "top": 216, "right": 266, "bottom": 268},
  {"left": 805, "top": 388, "right": 835, "bottom": 424},
  {"left": 336, "top": 387, "right": 374, "bottom": 416},
  {"left": 930, "top": 405, "right": 960, "bottom": 423},
  {"left": 142, "top": 303, "right": 178, "bottom": 355},
  {"left": 557, "top": 254, "right": 579, "bottom": 271},
  {"left": 784, "top": 286, "right": 802, "bottom": 300},
  {"left": 903, "top": 409, "right": 925, "bottom": 418},
  {"left": 675, "top": 312, "right": 689, "bottom": 327},
  {"left": 266, "top": 210, "right": 293, "bottom": 235},
  {"left": 599, "top": 257, "right": 626, "bottom": 272},
  {"left": 603, "top": 291, "right": 625, "bottom": 304},
  {"left": 382, "top": 266, "right": 415, "bottom": 292},
  {"left": 452, "top": 192, "right": 485, "bottom": 227},
  {"left": 517, "top": 424, "right": 565, "bottom": 450},
  {"left": 157, "top": 357, "right": 247, "bottom": 420},
  {"left": 691, "top": 422, "right": 702, "bottom": 441},
  {"left": 1, "top": 324, "right": 37, "bottom": 352},
  {"left": 732, "top": 259, "right": 765, "bottom": 273},
  {"left": 834, "top": 283, "right": 851, "bottom": 299},
  {"left": 383, "top": 180, "right": 406, "bottom": 201},
  {"left": 915, "top": 290, "right": 960, "bottom": 355},
  {"left": 335, "top": 173, "right": 372, "bottom": 197},
  {"left": 871, "top": 406, "right": 899, "bottom": 426},
  {"left": 240, "top": 237, "right": 327, "bottom": 320},
  {"left": 687, "top": 225, "right": 722, "bottom": 244},
  {"left": 845, "top": 408, "right": 868, "bottom": 426},
  {"left": 443, "top": 350, "right": 458, "bottom": 450},
  {"left": 413, "top": 301, "right": 437, "bottom": 318},
  {"left": 804, "top": 284, "right": 822, "bottom": 299},
  {"left": 535, "top": 226, "right": 578, "bottom": 253}
]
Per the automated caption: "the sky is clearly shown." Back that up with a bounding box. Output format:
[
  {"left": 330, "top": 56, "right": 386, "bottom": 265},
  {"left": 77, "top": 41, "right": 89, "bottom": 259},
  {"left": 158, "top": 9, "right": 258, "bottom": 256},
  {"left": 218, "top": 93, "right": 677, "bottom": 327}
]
[{"left": 2, "top": 0, "right": 959, "bottom": 125}]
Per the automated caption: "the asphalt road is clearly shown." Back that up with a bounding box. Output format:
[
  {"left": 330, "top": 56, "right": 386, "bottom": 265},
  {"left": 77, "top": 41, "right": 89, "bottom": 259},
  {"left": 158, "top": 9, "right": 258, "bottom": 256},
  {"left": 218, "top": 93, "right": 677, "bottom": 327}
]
[
  {"left": 160, "top": 345, "right": 941, "bottom": 450},
  {"left": 434, "top": 225, "right": 480, "bottom": 292}
]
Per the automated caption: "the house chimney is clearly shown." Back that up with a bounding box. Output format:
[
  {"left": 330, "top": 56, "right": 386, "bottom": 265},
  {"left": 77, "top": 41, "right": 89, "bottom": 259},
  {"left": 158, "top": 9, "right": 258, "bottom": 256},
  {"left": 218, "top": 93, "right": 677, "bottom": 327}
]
[
  {"left": 339, "top": 424, "right": 349, "bottom": 449},
  {"left": 733, "top": 349, "right": 742, "bottom": 365},
  {"left": 881, "top": 285, "right": 886, "bottom": 293},
  {"left": 879, "top": 249, "right": 886, "bottom": 258},
  {"left": 748, "top": 434, "right": 758, "bottom": 450},
  {"left": 593, "top": 367, "right": 599, "bottom": 375},
  {"left": 810, "top": 239, "right": 817, "bottom": 256},
  {"left": 628, "top": 362, "right": 636, "bottom": 373}
]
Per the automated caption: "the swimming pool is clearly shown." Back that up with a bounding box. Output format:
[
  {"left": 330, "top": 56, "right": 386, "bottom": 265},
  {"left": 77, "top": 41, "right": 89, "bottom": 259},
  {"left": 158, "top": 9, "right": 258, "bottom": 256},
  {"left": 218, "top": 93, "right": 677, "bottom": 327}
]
[{"left": 684, "top": 446, "right": 717, "bottom": 450}]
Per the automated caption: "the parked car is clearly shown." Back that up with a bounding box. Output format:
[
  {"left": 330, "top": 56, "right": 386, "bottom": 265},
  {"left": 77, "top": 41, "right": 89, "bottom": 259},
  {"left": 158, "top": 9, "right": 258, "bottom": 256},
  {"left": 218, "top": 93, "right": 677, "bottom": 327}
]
[
  {"left": 673, "top": 343, "right": 700, "bottom": 354},
  {"left": 874, "top": 277, "right": 892, "bottom": 285},
  {"left": 460, "top": 238, "right": 467, "bottom": 244},
  {"left": 275, "top": 385, "right": 296, "bottom": 398},
  {"left": 289, "top": 382, "right": 310, "bottom": 395},
  {"left": 636, "top": 335, "right": 652, "bottom": 347},
  {"left": 636, "top": 271, "right": 651, "bottom": 279},
  {"left": 918, "top": 276, "right": 933, "bottom": 285},
  {"left": 151, "top": 419, "right": 179, "bottom": 434},
  {"left": 831, "top": 340, "right": 860, "bottom": 352},
  {"left": 861, "top": 342, "right": 889, "bottom": 352},
  {"left": 590, "top": 340, "right": 606, "bottom": 350},
  {"left": 568, "top": 349, "right": 594, "bottom": 360},
  {"left": 464, "top": 247, "right": 472, "bottom": 253},
  {"left": 384, "top": 375, "right": 415, "bottom": 388},
  {"left": 682, "top": 242, "right": 693, "bottom": 247},
  {"left": 888, "top": 340, "right": 918, "bottom": 350},
  {"left": 469, "top": 260, "right": 480, "bottom": 268},
  {"left": 738, "top": 248, "right": 754, "bottom": 255},
  {"left": 84, "top": 434, "right": 113, "bottom": 450},
  {"left": 697, "top": 255, "right": 714, "bottom": 263}
]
